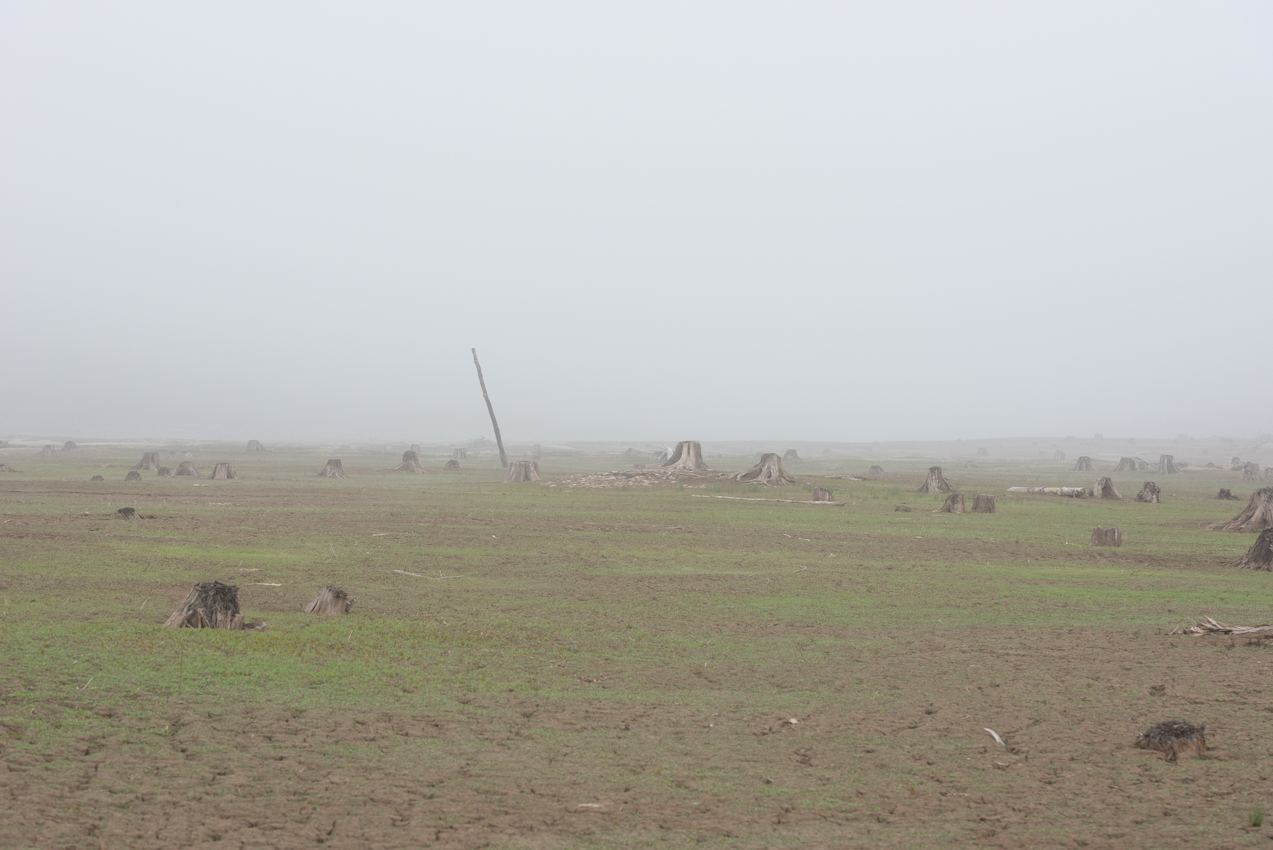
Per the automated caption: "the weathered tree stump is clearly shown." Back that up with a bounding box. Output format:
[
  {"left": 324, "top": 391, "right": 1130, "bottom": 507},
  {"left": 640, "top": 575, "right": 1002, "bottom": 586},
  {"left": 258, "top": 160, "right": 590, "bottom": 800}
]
[
  {"left": 1073, "top": 456, "right": 1094, "bottom": 472},
  {"left": 894, "top": 505, "right": 912, "bottom": 512},
  {"left": 393, "top": 450, "right": 426, "bottom": 474},
  {"left": 173, "top": 462, "right": 199, "bottom": 477},
  {"left": 1114, "top": 457, "right": 1138, "bottom": 472},
  {"left": 209, "top": 463, "right": 238, "bottom": 480},
  {"left": 116, "top": 507, "right": 138, "bottom": 520},
  {"left": 783, "top": 449, "right": 801, "bottom": 462},
  {"left": 1243, "top": 462, "right": 1261, "bottom": 481},
  {"left": 939, "top": 493, "right": 964, "bottom": 513},
  {"left": 319, "top": 459, "right": 346, "bottom": 478},
  {"left": 303, "top": 585, "right": 356, "bottom": 614},
  {"left": 1053, "top": 451, "right": 1066, "bottom": 460},
  {"left": 1208, "top": 488, "right": 1273, "bottom": 533},
  {"left": 1234, "top": 529, "right": 1273, "bottom": 571},
  {"left": 976, "top": 447, "right": 989, "bottom": 456},
  {"left": 661, "top": 441, "right": 710, "bottom": 471},
  {"left": 1159, "top": 455, "right": 1179, "bottom": 474},
  {"left": 124, "top": 471, "right": 142, "bottom": 481},
  {"left": 89, "top": 474, "right": 103, "bottom": 480},
  {"left": 734, "top": 453, "right": 797, "bottom": 485},
  {"left": 532, "top": 444, "right": 543, "bottom": 460},
  {"left": 164, "top": 581, "right": 244, "bottom": 629},
  {"left": 1136, "top": 720, "right": 1207, "bottom": 762},
  {"left": 39, "top": 445, "right": 56, "bottom": 456},
  {"left": 1232, "top": 456, "right": 1244, "bottom": 471},
  {"left": 971, "top": 494, "right": 996, "bottom": 513},
  {"left": 453, "top": 448, "right": 468, "bottom": 460},
  {"left": 132, "top": 452, "right": 160, "bottom": 470},
  {"left": 443, "top": 459, "right": 460, "bottom": 471},
  {"left": 916, "top": 466, "right": 952, "bottom": 494},
  {"left": 811, "top": 487, "right": 834, "bottom": 502},
  {"left": 868, "top": 465, "right": 885, "bottom": 475},
  {"left": 157, "top": 466, "right": 171, "bottom": 477},
  {"left": 63, "top": 441, "right": 78, "bottom": 451},
  {"left": 505, "top": 460, "right": 540, "bottom": 483},
  {"left": 1090, "top": 526, "right": 1122, "bottom": 547},
  {"left": 1135, "top": 481, "right": 1162, "bottom": 503},
  {"left": 1217, "top": 488, "right": 1239, "bottom": 500},
  {"left": 246, "top": 440, "right": 265, "bottom": 452},
  {"left": 1090, "top": 477, "right": 1123, "bottom": 500}
]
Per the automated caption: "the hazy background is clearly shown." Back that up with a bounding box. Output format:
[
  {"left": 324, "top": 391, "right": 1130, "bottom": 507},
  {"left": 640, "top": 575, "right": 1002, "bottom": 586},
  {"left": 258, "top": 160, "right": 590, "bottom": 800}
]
[{"left": 2, "top": 2, "right": 1270, "bottom": 444}]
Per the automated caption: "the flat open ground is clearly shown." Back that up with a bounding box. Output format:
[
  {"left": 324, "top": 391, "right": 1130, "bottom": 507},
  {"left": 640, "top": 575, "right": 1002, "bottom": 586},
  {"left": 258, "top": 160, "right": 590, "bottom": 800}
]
[{"left": 2, "top": 444, "right": 1271, "bottom": 849}]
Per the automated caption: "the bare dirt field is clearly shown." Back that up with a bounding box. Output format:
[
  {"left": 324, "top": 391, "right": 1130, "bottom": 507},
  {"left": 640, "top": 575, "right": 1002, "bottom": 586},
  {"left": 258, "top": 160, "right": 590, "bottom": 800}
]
[{"left": 2, "top": 443, "right": 1272, "bottom": 848}]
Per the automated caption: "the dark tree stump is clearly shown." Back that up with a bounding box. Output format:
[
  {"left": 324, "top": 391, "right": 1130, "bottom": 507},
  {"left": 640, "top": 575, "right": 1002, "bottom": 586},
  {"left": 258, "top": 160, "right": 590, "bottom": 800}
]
[
  {"left": 811, "top": 487, "right": 834, "bottom": 502},
  {"left": 246, "top": 440, "right": 265, "bottom": 452},
  {"left": 319, "top": 459, "right": 346, "bottom": 478},
  {"left": 783, "top": 449, "right": 801, "bottom": 462},
  {"left": 1073, "top": 456, "right": 1094, "bottom": 471},
  {"left": 39, "top": 445, "right": 56, "bottom": 457},
  {"left": 917, "top": 466, "right": 952, "bottom": 494},
  {"left": 894, "top": 505, "right": 912, "bottom": 512},
  {"left": 303, "top": 586, "right": 356, "bottom": 614},
  {"left": 1243, "top": 462, "right": 1261, "bottom": 481},
  {"left": 116, "top": 507, "right": 138, "bottom": 520},
  {"left": 1090, "top": 526, "right": 1122, "bottom": 547},
  {"left": 1090, "top": 477, "right": 1123, "bottom": 500},
  {"left": 63, "top": 441, "right": 78, "bottom": 451},
  {"left": 393, "top": 451, "right": 426, "bottom": 474},
  {"left": 157, "top": 466, "right": 171, "bottom": 477},
  {"left": 1114, "top": 457, "right": 1138, "bottom": 472},
  {"left": 89, "top": 474, "right": 103, "bottom": 481},
  {"left": 1208, "top": 488, "right": 1273, "bottom": 533},
  {"left": 868, "top": 465, "right": 884, "bottom": 475},
  {"left": 1159, "top": 455, "right": 1179, "bottom": 474},
  {"left": 453, "top": 448, "right": 467, "bottom": 460},
  {"left": 443, "top": 459, "right": 460, "bottom": 471},
  {"left": 173, "top": 462, "right": 199, "bottom": 477},
  {"left": 976, "top": 447, "right": 989, "bottom": 456},
  {"left": 1135, "top": 481, "right": 1162, "bottom": 503},
  {"left": 132, "top": 452, "right": 160, "bottom": 471},
  {"left": 125, "top": 471, "right": 142, "bottom": 481},
  {"left": 939, "top": 493, "right": 964, "bottom": 514},
  {"left": 1217, "top": 489, "right": 1238, "bottom": 500},
  {"left": 210, "top": 463, "right": 238, "bottom": 480},
  {"left": 971, "top": 494, "right": 996, "bottom": 513},
  {"left": 734, "top": 454, "right": 798, "bottom": 485},
  {"left": 164, "top": 582, "right": 243, "bottom": 629},
  {"left": 1233, "top": 529, "right": 1273, "bottom": 571}
]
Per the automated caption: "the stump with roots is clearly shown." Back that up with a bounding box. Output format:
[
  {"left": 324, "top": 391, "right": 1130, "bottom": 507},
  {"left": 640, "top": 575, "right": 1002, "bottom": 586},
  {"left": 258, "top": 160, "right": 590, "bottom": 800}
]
[
  {"left": 1073, "top": 456, "right": 1094, "bottom": 472},
  {"left": 393, "top": 450, "right": 426, "bottom": 474},
  {"left": 1053, "top": 451, "right": 1066, "bottom": 460},
  {"left": 125, "top": 471, "right": 142, "bottom": 481},
  {"left": 734, "top": 453, "right": 797, "bottom": 485},
  {"left": 783, "top": 449, "right": 801, "bottom": 462},
  {"left": 894, "top": 505, "right": 912, "bottom": 512},
  {"left": 917, "top": 466, "right": 952, "bottom": 494},
  {"left": 1090, "top": 526, "right": 1122, "bottom": 547},
  {"left": 971, "top": 494, "right": 996, "bottom": 513},
  {"left": 1136, "top": 721, "right": 1208, "bottom": 762},
  {"left": 452, "top": 448, "right": 467, "bottom": 460},
  {"left": 90, "top": 474, "right": 103, "bottom": 481},
  {"left": 319, "top": 459, "right": 346, "bottom": 478},
  {"left": 868, "top": 465, "right": 884, "bottom": 476},
  {"left": 939, "top": 493, "right": 965, "bottom": 514},
  {"left": 976, "top": 447, "right": 989, "bottom": 457},
  {"left": 164, "top": 581, "right": 243, "bottom": 629},
  {"left": 303, "top": 586, "right": 356, "bottom": 614},
  {"left": 505, "top": 460, "right": 540, "bottom": 483},
  {"left": 1232, "top": 457, "right": 1245, "bottom": 471},
  {"left": 157, "top": 466, "right": 171, "bottom": 477},
  {"left": 1114, "top": 457, "right": 1138, "bottom": 472},
  {"left": 1159, "top": 455, "right": 1179, "bottom": 474},
  {"left": 210, "top": 462, "right": 238, "bottom": 480},
  {"left": 246, "top": 440, "right": 265, "bottom": 452},
  {"left": 1090, "top": 477, "right": 1123, "bottom": 500},
  {"left": 811, "top": 487, "right": 834, "bottom": 502},
  {"left": 173, "top": 462, "right": 199, "bottom": 477},
  {"left": 1208, "top": 488, "right": 1273, "bottom": 533},
  {"left": 63, "top": 441, "right": 78, "bottom": 451},
  {"left": 1135, "top": 481, "right": 1162, "bottom": 503},
  {"left": 1233, "top": 529, "right": 1273, "bottom": 571},
  {"left": 661, "top": 441, "right": 710, "bottom": 472},
  {"left": 132, "top": 452, "right": 160, "bottom": 470},
  {"left": 116, "top": 507, "right": 138, "bottom": 520},
  {"left": 1217, "top": 489, "right": 1239, "bottom": 500},
  {"left": 39, "top": 445, "right": 56, "bottom": 456},
  {"left": 1243, "top": 462, "right": 1261, "bottom": 481},
  {"left": 443, "top": 459, "right": 460, "bottom": 471}
]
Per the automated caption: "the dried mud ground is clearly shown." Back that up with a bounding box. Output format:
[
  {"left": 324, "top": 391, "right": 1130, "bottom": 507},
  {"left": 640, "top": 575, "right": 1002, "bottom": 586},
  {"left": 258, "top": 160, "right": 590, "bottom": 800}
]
[{"left": 2, "top": 448, "right": 1273, "bottom": 849}]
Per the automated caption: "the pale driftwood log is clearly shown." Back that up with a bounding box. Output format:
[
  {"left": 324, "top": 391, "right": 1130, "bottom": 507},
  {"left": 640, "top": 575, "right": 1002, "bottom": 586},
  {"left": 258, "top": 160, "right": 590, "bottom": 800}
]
[
  {"left": 393, "top": 450, "right": 426, "bottom": 474},
  {"left": 661, "top": 441, "right": 710, "bottom": 472},
  {"left": 124, "top": 471, "right": 142, "bottom": 481},
  {"left": 1217, "top": 489, "right": 1238, "bottom": 500},
  {"left": 1172, "top": 616, "right": 1273, "bottom": 638},
  {"left": 443, "top": 458, "right": 460, "bottom": 471},
  {"left": 1135, "top": 481, "right": 1162, "bottom": 503},
  {"left": 303, "top": 585, "right": 356, "bottom": 614},
  {"left": 1090, "top": 477, "right": 1123, "bottom": 500},
  {"left": 1090, "top": 526, "right": 1122, "bottom": 547},
  {"left": 209, "top": 462, "right": 238, "bottom": 480},
  {"left": 734, "top": 453, "right": 797, "bottom": 485},
  {"left": 868, "top": 465, "right": 884, "bottom": 476},
  {"left": 1159, "top": 454, "right": 1179, "bottom": 474},
  {"left": 246, "top": 440, "right": 265, "bottom": 452},
  {"left": 691, "top": 494, "right": 845, "bottom": 506},
  {"left": 1073, "top": 456, "right": 1094, "bottom": 471},
  {"left": 471, "top": 348, "right": 508, "bottom": 469},
  {"left": 39, "top": 445, "right": 56, "bottom": 456},
  {"left": 1242, "top": 462, "right": 1261, "bottom": 481},
  {"left": 938, "top": 493, "right": 964, "bottom": 514},
  {"left": 1233, "top": 528, "right": 1273, "bottom": 571},
  {"left": 810, "top": 487, "right": 834, "bottom": 502},
  {"left": 783, "top": 449, "right": 800, "bottom": 462},
  {"left": 971, "top": 494, "right": 996, "bottom": 513},
  {"left": 1053, "top": 450, "right": 1066, "bottom": 460},
  {"left": 173, "top": 461, "right": 199, "bottom": 477},
  {"left": 164, "top": 581, "right": 244, "bottom": 629},
  {"left": 1114, "top": 457, "right": 1138, "bottom": 472},
  {"left": 63, "top": 441, "right": 77, "bottom": 451},
  {"left": 1007, "top": 486, "right": 1087, "bottom": 497},
  {"left": 1207, "top": 487, "right": 1273, "bottom": 533},
  {"left": 916, "top": 466, "right": 952, "bottom": 494},
  {"left": 132, "top": 452, "right": 160, "bottom": 470},
  {"left": 319, "top": 459, "right": 346, "bottom": 478},
  {"left": 1136, "top": 720, "right": 1208, "bottom": 762},
  {"left": 505, "top": 460, "right": 540, "bottom": 482}
]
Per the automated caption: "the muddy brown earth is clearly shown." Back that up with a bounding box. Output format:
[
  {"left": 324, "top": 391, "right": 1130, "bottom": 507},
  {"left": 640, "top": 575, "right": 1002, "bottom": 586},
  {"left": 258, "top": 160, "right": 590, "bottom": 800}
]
[{"left": 2, "top": 453, "right": 1271, "bottom": 848}]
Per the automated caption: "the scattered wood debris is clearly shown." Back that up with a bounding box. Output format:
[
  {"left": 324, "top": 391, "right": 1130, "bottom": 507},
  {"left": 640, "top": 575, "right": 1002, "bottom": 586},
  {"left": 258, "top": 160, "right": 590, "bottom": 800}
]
[
  {"left": 691, "top": 494, "right": 845, "bottom": 506},
  {"left": 1169, "top": 616, "right": 1273, "bottom": 638}
]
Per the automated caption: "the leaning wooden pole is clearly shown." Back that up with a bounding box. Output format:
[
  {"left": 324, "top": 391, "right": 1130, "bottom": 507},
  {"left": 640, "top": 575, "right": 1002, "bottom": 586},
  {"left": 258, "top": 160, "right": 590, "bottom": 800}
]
[{"left": 471, "top": 347, "right": 508, "bottom": 469}]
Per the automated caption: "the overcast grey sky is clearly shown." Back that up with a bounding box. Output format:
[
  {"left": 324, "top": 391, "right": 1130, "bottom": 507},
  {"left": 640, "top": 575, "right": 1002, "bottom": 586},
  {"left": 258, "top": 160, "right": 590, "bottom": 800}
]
[{"left": 2, "top": 2, "right": 1270, "bottom": 443}]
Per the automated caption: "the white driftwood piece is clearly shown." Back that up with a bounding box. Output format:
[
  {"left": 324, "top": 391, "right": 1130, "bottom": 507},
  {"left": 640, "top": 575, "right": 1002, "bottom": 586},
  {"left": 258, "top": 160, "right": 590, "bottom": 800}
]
[
  {"left": 691, "top": 494, "right": 845, "bottom": 506},
  {"left": 1007, "top": 486, "right": 1087, "bottom": 497},
  {"left": 1170, "top": 617, "right": 1273, "bottom": 638}
]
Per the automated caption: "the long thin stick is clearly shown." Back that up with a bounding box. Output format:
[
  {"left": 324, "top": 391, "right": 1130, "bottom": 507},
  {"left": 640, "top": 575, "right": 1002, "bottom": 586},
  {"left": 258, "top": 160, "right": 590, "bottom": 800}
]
[
  {"left": 472, "top": 348, "right": 508, "bottom": 469},
  {"left": 690, "top": 494, "right": 846, "bottom": 506}
]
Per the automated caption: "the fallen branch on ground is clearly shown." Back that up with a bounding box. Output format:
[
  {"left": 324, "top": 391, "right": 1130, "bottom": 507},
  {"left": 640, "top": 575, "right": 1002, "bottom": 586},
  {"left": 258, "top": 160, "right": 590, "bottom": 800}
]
[
  {"left": 691, "top": 494, "right": 845, "bottom": 506},
  {"left": 1169, "top": 616, "right": 1273, "bottom": 638}
]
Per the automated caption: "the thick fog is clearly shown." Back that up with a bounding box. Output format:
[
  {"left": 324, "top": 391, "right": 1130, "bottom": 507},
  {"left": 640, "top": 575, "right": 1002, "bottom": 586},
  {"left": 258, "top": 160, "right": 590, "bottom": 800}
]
[{"left": 2, "top": 2, "right": 1270, "bottom": 444}]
